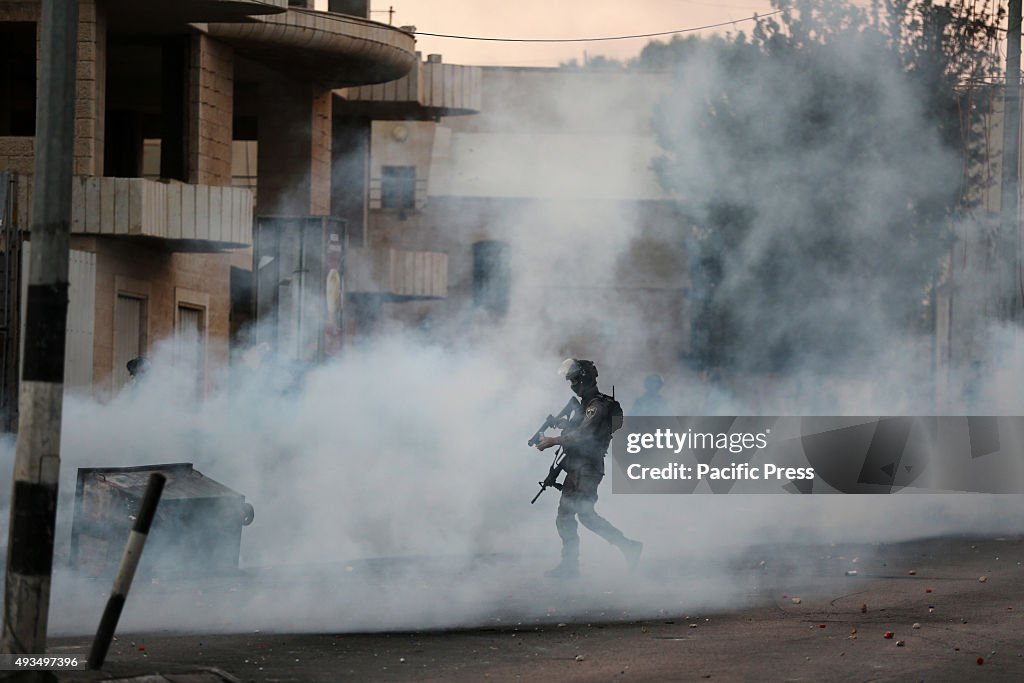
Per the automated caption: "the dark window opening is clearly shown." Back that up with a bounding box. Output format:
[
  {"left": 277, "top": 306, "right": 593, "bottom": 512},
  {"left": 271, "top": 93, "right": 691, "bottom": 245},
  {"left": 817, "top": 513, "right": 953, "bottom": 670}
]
[
  {"left": 381, "top": 165, "right": 416, "bottom": 211},
  {"left": 104, "top": 40, "right": 159, "bottom": 177},
  {"left": 0, "top": 23, "right": 37, "bottom": 136}
]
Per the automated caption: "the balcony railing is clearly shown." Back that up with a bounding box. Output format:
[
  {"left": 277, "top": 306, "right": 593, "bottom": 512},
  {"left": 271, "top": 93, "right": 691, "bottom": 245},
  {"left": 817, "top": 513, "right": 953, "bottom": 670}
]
[
  {"left": 11, "top": 175, "right": 252, "bottom": 249},
  {"left": 346, "top": 246, "right": 447, "bottom": 300}
]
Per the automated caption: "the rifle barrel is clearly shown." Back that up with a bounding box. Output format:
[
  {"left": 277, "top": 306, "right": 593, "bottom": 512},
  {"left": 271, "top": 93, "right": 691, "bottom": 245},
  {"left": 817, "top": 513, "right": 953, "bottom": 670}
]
[{"left": 531, "top": 485, "right": 544, "bottom": 504}]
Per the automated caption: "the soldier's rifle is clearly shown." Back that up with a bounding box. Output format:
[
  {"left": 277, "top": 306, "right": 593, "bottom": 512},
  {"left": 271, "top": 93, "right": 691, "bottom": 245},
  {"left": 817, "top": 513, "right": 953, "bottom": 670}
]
[{"left": 528, "top": 397, "right": 580, "bottom": 504}]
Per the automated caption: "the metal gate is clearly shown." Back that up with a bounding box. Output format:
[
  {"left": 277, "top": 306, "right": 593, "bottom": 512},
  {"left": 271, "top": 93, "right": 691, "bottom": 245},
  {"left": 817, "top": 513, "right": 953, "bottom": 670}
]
[{"left": 254, "top": 216, "right": 346, "bottom": 364}]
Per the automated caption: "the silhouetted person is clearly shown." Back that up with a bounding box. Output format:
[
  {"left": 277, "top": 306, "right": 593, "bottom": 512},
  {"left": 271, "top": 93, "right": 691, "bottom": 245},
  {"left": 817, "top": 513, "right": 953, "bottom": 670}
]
[
  {"left": 631, "top": 373, "right": 670, "bottom": 416},
  {"left": 126, "top": 356, "right": 151, "bottom": 386}
]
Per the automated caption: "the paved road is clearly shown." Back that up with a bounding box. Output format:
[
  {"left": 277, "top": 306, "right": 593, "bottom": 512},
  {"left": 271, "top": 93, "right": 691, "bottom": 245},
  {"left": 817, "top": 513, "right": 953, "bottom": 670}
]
[{"left": 44, "top": 535, "right": 1024, "bottom": 682}]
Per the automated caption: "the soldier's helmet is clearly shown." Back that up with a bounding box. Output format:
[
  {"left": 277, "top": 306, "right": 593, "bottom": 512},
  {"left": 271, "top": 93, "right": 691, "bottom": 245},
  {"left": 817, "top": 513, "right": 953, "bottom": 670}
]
[{"left": 558, "top": 358, "right": 598, "bottom": 384}]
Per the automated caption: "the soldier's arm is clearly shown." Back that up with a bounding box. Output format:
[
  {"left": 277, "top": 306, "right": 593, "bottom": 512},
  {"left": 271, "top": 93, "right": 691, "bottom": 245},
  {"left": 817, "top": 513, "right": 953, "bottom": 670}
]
[
  {"left": 560, "top": 400, "right": 608, "bottom": 453},
  {"left": 536, "top": 435, "right": 561, "bottom": 451}
]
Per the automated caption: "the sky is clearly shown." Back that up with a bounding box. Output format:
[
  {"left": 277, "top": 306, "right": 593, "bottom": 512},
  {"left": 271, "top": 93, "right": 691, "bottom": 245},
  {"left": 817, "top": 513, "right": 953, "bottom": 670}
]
[{"left": 364, "top": 0, "right": 784, "bottom": 66}]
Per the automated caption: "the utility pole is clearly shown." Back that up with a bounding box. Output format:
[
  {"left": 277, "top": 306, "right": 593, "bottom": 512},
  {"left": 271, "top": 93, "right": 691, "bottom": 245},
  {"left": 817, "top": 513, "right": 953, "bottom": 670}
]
[
  {"left": 1002, "top": 0, "right": 1022, "bottom": 313},
  {"left": 2, "top": 0, "right": 78, "bottom": 664}
]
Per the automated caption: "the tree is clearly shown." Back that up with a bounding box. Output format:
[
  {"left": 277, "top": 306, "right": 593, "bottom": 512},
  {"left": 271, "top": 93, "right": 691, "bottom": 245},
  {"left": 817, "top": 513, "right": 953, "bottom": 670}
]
[{"left": 651, "top": 0, "right": 1004, "bottom": 373}]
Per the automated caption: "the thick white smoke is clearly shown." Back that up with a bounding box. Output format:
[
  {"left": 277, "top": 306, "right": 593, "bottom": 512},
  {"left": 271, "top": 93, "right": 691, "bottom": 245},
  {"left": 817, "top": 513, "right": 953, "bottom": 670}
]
[{"left": 4, "top": 0, "right": 1024, "bottom": 637}]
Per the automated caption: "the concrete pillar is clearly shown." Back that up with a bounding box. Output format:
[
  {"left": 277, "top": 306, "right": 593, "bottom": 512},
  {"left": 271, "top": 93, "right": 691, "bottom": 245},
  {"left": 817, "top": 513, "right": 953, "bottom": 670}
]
[
  {"left": 188, "top": 35, "right": 233, "bottom": 186},
  {"left": 331, "top": 116, "right": 370, "bottom": 247},
  {"left": 75, "top": 0, "right": 106, "bottom": 176},
  {"left": 257, "top": 80, "right": 331, "bottom": 216}
]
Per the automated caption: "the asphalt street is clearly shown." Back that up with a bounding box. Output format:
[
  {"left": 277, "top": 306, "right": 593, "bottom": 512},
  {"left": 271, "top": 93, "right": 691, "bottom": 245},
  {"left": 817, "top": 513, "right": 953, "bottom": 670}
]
[{"left": 29, "top": 534, "right": 1023, "bottom": 682}]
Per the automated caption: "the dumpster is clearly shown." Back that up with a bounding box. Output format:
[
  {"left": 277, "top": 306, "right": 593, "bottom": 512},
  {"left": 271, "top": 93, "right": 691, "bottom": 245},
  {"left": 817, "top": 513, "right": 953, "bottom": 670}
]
[{"left": 70, "top": 463, "right": 255, "bottom": 577}]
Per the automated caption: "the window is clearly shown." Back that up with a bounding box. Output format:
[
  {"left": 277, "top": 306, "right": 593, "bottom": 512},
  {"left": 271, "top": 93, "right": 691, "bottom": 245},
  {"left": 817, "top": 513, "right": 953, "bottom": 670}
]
[
  {"left": 381, "top": 165, "right": 416, "bottom": 210},
  {"left": 0, "top": 23, "right": 37, "bottom": 136}
]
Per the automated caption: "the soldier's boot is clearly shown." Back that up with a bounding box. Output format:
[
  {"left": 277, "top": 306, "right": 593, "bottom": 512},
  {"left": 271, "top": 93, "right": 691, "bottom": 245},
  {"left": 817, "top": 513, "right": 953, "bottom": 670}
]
[
  {"left": 620, "top": 539, "right": 643, "bottom": 573},
  {"left": 545, "top": 543, "right": 580, "bottom": 579},
  {"left": 544, "top": 559, "right": 580, "bottom": 579}
]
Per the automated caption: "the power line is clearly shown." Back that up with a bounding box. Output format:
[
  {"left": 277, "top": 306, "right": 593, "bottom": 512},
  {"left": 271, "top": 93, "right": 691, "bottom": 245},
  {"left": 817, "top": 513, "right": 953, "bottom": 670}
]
[{"left": 413, "top": 10, "right": 782, "bottom": 43}]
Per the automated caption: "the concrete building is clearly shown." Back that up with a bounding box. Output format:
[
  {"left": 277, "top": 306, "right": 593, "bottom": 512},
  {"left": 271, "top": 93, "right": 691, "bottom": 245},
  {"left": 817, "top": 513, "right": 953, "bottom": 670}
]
[
  {"left": 0, "top": 0, "right": 417, "bottom": 425},
  {"left": 338, "top": 65, "right": 692, "bottom": 380}
]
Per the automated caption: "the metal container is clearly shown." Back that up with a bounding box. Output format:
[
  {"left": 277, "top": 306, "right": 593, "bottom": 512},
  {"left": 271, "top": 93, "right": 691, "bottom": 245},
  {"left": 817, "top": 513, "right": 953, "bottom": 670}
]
[{"left": 70, "top": 463, "right": 254, "bottom": 578}]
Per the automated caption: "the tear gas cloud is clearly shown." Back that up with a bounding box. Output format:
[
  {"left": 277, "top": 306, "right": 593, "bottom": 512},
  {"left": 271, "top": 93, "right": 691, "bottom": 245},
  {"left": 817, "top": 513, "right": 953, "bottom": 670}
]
[{"left": 6, "top": 2, "right": 1024, "bottom": 636}]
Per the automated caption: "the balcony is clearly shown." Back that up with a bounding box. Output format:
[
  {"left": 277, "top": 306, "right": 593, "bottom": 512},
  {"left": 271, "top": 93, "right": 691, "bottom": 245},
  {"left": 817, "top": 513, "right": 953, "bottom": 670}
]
[
  {"left": 337, "top": 54, "right": 482, "bottom": 119},
  {"left": 346, "top": 247, "right": 447, "bottom": 300},
  {"left": 11, "top": 175, "right": 252, "bottom": 251},
  {"left": 103, "top": 0, "right": 284, "bottom": 32},
  {"left": 207, "top": 8, "right": 416, "bottom": 88}
]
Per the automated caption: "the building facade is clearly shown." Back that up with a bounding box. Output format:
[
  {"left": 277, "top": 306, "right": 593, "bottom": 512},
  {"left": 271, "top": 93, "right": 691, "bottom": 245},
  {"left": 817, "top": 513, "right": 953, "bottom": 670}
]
[
  {"left": 0, "top": 0, "right": 419, "bottom": 424},
  {"left": 342, "top": 65, "right": 692, "bottom": 381}
]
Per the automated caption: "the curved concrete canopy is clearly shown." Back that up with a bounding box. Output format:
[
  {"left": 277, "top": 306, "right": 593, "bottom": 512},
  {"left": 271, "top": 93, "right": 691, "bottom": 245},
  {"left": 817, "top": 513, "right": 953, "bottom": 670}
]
[
  {"left": 104, "top": 0, "right": 284, "bottom": 32},
  {"left": 208, "top": 9, "right": 416, "bottom": 88}
]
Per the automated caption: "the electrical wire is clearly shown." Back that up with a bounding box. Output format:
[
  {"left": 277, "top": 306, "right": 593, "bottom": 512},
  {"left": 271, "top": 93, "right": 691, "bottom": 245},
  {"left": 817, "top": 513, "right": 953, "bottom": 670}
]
[{"left": 412, "top": 10, "right": 782, "bottom": 43}]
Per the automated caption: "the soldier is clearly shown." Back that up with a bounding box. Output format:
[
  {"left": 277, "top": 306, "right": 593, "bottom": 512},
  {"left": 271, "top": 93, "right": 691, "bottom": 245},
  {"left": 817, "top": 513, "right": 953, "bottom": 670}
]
[
  {"left": 631, "top": 373, "right": 670, "bottom": 416},
  {"left": 536, "top": 358, "right": 643, "bottom": 578}
]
